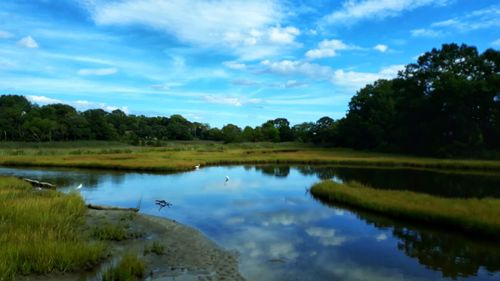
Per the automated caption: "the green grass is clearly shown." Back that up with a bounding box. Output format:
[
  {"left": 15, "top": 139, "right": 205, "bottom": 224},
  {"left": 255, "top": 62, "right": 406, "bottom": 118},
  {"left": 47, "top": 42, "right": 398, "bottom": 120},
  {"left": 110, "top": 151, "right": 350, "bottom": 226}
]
[
  {"left": 92, "top": 223, "right": 129, "bottom": 241},
  {"left": 310, "top": 180, "right": 500, "bottom": 239},
  {"left": 102, "top": 253, "right": 145, "bottom": 281},
  {"left": 144, "top": 242, "right": 165, "bottom": 255},
  {"left": 1, "top": 141, "right": 499, "bottom": 172},
  {"left": 0, "top": 177, "right": 105, "bottom": 281}
]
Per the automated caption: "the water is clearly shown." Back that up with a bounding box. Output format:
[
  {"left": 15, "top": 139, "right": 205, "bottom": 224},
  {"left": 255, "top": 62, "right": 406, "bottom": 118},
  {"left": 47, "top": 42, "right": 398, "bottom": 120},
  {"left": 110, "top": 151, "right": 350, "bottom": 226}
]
[{"left": 1, "top": 165, "right": 500, "bottom": 281}]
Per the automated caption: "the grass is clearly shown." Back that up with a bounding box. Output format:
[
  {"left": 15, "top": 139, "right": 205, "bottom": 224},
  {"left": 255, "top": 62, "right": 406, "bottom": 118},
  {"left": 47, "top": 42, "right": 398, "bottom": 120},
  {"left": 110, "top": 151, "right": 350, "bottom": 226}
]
[
  {"left": 102, "top": 253, "right": 145, "bottom": 281},
  {"left": 144, "top": 242, "right": 165, "bottom": 255},
  {"left": 92, "top": 223, "right": 129, "bottom": 241},
  {"left": 310, "top": 180, "right": 500, "bottom": 239},
  {"left": 1, "top": 141, "right": 500, "bottom": 172},
  {"left": 0, "top": 176, "right": 105, "bottom": 281}
]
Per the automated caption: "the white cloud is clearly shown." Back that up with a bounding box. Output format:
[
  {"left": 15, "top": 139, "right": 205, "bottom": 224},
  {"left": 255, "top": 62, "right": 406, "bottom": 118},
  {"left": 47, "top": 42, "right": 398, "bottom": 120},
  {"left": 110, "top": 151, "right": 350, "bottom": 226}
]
[
  {"left": 17, "top": 36, "right": 39, "bottom": 48},
  {"left": 323, "top": 0, "right": 450, "bottom": 25},
  {"left": 267, "top": 26, "right": 300, "bottom": 44},
  {"left": 204, "top": 95, "right": 261, "bottom": 107},
  {"left": 0, "top": 30, "right": 13, "bottom": 39},
  {"left": 27, "top": 95, "right": 128, "bottom": 113},
  {"left": 411, "top": 28, "right": 442, "bottom": 37},
  {"left": 492, "top": 38, "right": 500, "bottom": 47},
  {"left": 223, "top": 61, "right": 246, "bottom": 70},
  {"left": 432, "top": 6, "right": 500, "bottom": 31},
  {"left": 77, "top": 67, "right": 117, "bottom": 76},
  {"left": 331, "top": 64, "right": 404, "bottom": 90},
  {"left": 306, "top": 39, "right": 352, "bottom": 59},
  {"left": 262, "top": 59, "right": 334, "bottom": 78},
  {"left": 412, "top": 6, "right": 500, "bottom": 37},
  {"left": 28, "top": 95, "right": 62, "bottom": 104},
  {"left": 261, "top": 59, "right": 404, "bottom": 90},
  {"left": 373, "top": 44, "right": 388, "bottom": 52},
  {"left": 84, "top": 0, "right": 295, "bottom": 59}
]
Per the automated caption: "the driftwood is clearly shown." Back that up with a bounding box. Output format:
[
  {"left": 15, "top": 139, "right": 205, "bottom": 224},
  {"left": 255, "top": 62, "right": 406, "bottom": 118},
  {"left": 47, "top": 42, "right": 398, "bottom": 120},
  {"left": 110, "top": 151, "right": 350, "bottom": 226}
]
[
  {"left": 22, "top": 178, "right": 56, "bottom": 189},
  {"left": 87, "top": 204, "right": 139, "bottom": 212}
]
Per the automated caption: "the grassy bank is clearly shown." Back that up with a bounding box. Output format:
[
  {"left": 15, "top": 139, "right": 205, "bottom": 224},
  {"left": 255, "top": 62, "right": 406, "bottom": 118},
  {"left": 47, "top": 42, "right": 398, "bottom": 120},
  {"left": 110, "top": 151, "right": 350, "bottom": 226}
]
[
  {"left": 1, "top": 141, "right": 500, "bottom": 172},
  {"left": 0, "top": 177, "right": 104, "bottom": 280},
  {"left": 310, "top": 180, "right": 500, "bottom": 239}
]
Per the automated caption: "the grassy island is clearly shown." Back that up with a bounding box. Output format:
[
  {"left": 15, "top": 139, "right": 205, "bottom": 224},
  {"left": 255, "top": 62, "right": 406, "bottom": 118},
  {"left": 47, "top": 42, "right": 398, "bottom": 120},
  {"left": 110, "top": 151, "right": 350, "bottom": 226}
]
[{"left": 310, "top": 180, "right": 500, "bottom": 239}]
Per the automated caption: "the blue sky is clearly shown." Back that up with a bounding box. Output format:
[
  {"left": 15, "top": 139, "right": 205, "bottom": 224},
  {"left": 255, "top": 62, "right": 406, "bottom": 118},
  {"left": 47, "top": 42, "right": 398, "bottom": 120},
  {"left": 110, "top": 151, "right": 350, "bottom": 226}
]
[{"left": 0, "top": 0, "right": 499, "bottom": 127}]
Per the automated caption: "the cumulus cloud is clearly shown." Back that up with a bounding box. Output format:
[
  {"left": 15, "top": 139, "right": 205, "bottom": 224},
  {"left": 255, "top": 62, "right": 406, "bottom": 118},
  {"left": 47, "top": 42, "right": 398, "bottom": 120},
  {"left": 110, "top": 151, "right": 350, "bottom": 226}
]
[
  {"left": 331, "top": 64, "right": 404, "bottom": 90},
  {"left": 492, "top": 38, "right": 500, "bottom": 47},
  {"left": 373, "top": 44, "right": 388, "bottom": 52},
  {"left": 267, "top": 26, "right": 300, "bottom": 44},
  {"left": 306, "top": 39, "right": 353, "bottom": 59},
  {"left": 77, "top": 67, "right": 117, "bottom": 76},
  {"left": 323, "top": 0, "right": 451, "bottom": 25},
  {"left": 17, "top": 36, "right": 39, "bottom": 48}
]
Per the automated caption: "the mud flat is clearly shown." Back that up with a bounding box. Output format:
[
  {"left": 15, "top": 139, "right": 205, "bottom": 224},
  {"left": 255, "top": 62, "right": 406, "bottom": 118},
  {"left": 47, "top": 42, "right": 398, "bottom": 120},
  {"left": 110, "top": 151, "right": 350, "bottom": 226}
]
[{"left": 20, "top": 210, "right": 245, "bottom": 281}]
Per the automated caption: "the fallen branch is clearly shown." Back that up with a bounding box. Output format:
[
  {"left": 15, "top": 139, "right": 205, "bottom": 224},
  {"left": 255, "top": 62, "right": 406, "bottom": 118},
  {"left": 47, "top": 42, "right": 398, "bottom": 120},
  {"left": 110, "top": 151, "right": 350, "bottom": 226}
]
[
  {"left": 87, "top": 204, "right": 139, "bottom": 212},
  {"left": 22, "top": 178, "right": 56, "bottom": 189}
]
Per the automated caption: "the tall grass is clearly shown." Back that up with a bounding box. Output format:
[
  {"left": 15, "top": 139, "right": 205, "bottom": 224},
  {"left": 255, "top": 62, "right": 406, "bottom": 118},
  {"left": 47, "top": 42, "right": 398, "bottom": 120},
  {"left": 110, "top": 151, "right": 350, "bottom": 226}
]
[
  {"left": 310, "top": 180, "right": 500, "bottom": 239},
  {"left": 0, "top": 177, "right": 104, "bottom": 280}
]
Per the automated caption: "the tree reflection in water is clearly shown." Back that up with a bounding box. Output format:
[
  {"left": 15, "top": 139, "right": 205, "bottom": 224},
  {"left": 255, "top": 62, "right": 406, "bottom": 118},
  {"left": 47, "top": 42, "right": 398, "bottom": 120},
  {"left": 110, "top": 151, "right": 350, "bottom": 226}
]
[{"left": 313, "top": 197, "right": 500, "bottom": 279}]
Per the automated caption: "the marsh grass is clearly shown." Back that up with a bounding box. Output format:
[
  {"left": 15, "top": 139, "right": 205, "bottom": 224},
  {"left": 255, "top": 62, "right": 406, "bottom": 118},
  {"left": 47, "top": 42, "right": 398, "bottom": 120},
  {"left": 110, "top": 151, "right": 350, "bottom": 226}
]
[
  {"left": 102, "top": 253, "right": 145, "bottom": 281},
  {"left": 144, "top": 242, "right": 165, "bottom": 255},
  {"left": 0, "top": 177, "right": 105, "bottom": 281},
  {"left": 1, "top": 141, "right": 499, "bottom": 172},
  {"left": 92, "top": 223, "right": 129, "bottom": 241},
  {"left": 310, "top": 180, "right": 500, "bottom": 239}
]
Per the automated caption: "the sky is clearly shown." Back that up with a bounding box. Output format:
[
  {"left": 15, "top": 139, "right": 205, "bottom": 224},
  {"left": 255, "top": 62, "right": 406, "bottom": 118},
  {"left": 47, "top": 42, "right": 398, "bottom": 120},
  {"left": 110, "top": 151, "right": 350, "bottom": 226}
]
[{"left": 0, "top": 0, "right": 499, "bottom": 128}]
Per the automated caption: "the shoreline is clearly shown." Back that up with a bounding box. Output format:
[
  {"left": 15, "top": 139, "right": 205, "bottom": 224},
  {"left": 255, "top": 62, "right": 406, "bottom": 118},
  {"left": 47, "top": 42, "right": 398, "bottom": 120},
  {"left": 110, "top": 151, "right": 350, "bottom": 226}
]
[{"left": 20, "top": 210, "right": 245, "bottom": 281}]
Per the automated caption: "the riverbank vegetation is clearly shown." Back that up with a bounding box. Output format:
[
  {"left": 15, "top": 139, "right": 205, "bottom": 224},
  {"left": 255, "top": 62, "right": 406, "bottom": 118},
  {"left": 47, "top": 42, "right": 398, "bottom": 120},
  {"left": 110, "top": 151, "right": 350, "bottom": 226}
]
[
  {"left": 310, "top": 180, "right": 500, "bottom": 239},
  {"left": 1, "top": 44, "right": 499, "bottom": 158},
  {"left": 0, "top": 177, "right": 104, "bottom": 280},
  {"left": 1, "top": 142, "right": 500, "bottom": 172}
]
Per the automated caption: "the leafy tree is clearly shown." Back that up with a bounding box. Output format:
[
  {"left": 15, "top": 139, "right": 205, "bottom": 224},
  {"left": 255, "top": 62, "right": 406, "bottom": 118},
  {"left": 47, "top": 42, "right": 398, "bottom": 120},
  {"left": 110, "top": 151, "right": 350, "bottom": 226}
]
[{"left": 221, "top": 124, "right": 242, "bottom": 143}]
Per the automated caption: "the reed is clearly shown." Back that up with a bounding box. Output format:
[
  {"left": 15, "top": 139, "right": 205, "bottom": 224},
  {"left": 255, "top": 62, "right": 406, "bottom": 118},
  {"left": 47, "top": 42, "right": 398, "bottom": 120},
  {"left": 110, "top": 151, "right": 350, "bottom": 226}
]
[{"left": 0, "top": 177, "right": 104, "bottom": 280}]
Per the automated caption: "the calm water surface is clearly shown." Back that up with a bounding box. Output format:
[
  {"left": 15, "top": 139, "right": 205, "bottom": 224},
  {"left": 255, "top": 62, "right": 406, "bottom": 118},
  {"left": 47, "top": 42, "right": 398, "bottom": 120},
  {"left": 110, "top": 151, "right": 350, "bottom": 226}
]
[{"left": 1, "top": 165, "right": 500, "bottom": 281}]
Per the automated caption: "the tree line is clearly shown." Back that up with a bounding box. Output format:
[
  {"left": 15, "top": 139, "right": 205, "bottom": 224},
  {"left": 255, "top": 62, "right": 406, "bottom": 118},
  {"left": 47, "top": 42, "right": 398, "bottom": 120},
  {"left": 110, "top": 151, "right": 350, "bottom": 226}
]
[
  {"left": 1, "top": 43, "right": 498, "bottom": 156},
  {"left": 0, "top": 94, "right": 336, "bottom": 145}
]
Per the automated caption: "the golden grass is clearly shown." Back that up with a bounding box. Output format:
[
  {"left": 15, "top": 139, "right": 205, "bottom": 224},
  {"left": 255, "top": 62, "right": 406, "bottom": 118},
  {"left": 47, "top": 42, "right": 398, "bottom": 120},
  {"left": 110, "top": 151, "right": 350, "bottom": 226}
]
[
  {"left": 0, "top": 177, "right": 104, "bottom": 280},
  {"left": 310, "top": 180, "right": 500, "bottom": 239},
  {"left": 1, "top": 141, "right": 499, "bottom": 172}
]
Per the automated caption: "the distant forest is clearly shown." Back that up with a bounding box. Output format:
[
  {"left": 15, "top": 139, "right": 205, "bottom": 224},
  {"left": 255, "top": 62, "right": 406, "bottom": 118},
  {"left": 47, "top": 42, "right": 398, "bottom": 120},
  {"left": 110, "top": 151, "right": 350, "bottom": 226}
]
[{"left": 1, "top": 43, "right": 499, "bottom": 156}]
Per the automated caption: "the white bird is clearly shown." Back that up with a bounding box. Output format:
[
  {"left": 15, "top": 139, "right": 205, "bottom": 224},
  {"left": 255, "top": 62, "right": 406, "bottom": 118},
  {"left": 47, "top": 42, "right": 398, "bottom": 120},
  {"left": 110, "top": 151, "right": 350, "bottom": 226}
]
[
  {"left": 225, "top": 176, "right": 230, "bottom": 182},
  {"left": 194, "top": 164, "right": 200, "bottom": 169},
  {"left": 76, "top": 184, "right": 83, "bottom": 190}
]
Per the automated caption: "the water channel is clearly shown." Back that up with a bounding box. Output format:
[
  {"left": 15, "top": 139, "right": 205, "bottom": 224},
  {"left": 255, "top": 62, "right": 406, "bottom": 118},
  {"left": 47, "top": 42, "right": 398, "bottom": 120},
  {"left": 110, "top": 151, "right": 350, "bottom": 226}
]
[{"left": 1, "top": 165, "right": 499, "bottom": 281}]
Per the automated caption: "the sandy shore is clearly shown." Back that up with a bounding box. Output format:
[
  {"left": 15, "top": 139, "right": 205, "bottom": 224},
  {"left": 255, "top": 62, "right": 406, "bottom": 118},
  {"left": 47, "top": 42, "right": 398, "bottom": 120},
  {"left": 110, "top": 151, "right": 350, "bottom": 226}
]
[{"left": 20, "top": 210, "right": 245, "bottom": 281}]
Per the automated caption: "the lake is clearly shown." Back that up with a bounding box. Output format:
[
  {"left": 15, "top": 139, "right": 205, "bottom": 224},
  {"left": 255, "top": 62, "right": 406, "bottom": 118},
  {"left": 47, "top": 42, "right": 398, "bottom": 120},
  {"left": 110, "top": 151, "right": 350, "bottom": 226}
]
[{"left": 1, "top": 165, "right": 500, "bottom": 281}]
